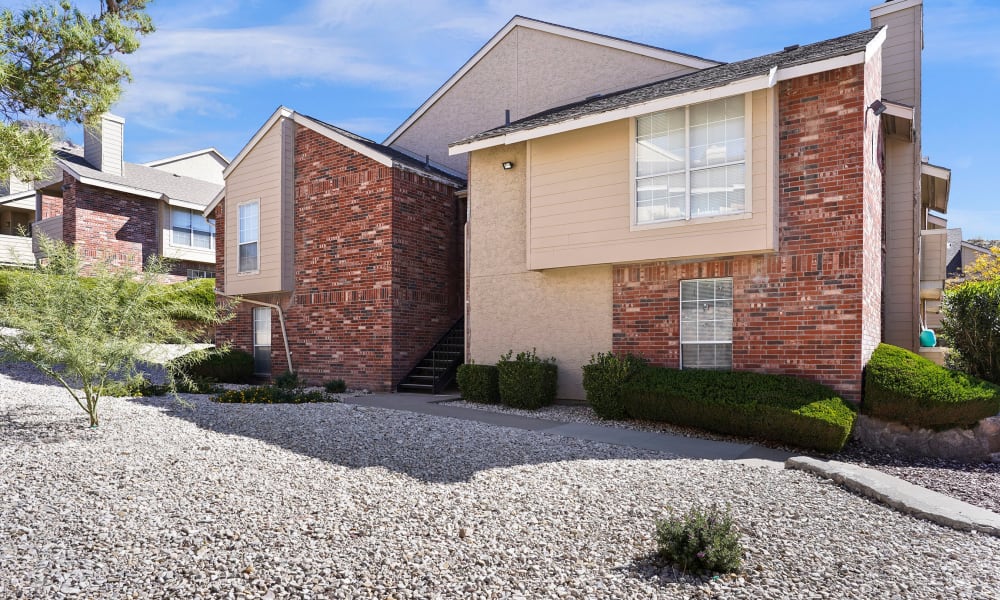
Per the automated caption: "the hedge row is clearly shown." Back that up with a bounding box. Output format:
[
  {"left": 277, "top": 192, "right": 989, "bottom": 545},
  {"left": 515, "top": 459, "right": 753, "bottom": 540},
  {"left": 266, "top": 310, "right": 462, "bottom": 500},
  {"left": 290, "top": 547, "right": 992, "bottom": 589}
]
[
  {"left": 457, "top": 350, "right": 558, "bottom": 409},
  {"left": 621, "top": 367, "right": 856, "bottom": 452},
  {"left": 456, "top": 363, "right": 499, "bottom": 403},
  {"left": 863, "top": 343, "right": 1000, "bottom": 429}
]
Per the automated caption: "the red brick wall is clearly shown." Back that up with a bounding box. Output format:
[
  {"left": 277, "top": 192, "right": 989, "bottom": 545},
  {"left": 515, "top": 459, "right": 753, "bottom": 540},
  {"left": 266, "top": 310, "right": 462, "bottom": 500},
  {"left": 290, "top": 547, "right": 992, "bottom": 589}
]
[
  {"left": 613, "top": 65, "right": 871, "bottom": 401},
  {"left": 61, "top": 172, "right": 159, "bottom": 272},
  {"left": 862, "top": 47, "right": 884, "bottom": 366},
  {"left": 213, "top": 126, "right": 463, "bottom": 390},
  {"left": 39, "top": 194, "right": 63, "bottom": 220},
  {"left": 390, "top": 170, "right": 464, "bottom": 383},
  {"left": 283, "top": 125, "right": 397, "bottom": 389}
]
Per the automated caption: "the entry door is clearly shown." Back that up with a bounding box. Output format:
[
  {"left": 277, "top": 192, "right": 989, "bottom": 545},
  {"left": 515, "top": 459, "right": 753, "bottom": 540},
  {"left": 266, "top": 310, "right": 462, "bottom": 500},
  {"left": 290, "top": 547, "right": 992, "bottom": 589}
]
[{"left": 252, "top": 307, "right": 272, "bottom": 376}]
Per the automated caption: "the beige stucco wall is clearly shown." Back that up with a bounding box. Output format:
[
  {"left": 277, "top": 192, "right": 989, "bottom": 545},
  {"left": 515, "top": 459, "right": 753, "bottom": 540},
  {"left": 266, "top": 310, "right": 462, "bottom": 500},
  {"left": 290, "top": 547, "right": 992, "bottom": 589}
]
[
  {"left": 224, "top": 117, "right": 291, "bottom": 295},
  {"left": 393, "top": 26, "right": 701, "bottom": 174},
  {"left": 468, "top": 143, "right": 612, "bottom": 400},
  {"left": 527, "top": 90, "right": 775, "bottom": 270},
  {"left": 150, "top": 153, "right": 227, "bottom": 185}
]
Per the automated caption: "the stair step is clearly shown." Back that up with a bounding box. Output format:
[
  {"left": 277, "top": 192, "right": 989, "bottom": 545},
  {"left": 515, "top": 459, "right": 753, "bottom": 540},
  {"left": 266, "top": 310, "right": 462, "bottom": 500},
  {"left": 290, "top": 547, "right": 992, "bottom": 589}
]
[{"left": 398, "top": 383, "right": 433, "bottom": 392}]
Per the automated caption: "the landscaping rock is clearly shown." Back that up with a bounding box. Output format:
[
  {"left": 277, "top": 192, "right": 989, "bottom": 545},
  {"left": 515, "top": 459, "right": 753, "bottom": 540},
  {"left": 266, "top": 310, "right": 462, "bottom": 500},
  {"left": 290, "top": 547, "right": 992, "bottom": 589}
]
[{"left": 853, "top": 414, "right": 1000, "bottom": 462}]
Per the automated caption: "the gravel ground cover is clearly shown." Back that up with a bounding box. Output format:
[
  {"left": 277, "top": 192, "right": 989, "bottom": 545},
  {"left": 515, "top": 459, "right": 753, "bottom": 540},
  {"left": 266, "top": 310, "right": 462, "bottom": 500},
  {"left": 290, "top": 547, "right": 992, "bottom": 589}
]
[
  {"left": 3, "top": 363, "right": 999, "bottom": 599},
  {"left": 447, "top": 400, "right": 1000, "bottom": 514}
]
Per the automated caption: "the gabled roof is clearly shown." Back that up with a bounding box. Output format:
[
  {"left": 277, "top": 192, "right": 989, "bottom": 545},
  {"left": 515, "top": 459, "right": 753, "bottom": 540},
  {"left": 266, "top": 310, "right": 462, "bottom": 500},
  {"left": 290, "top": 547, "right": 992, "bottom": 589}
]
[
  {"left": 142, "top": 147, "right": 229, "bottom": 168},
  {"left": 55, "top": 145, "right": 223, "bottom": 210},
  {"left": 451, "top": 27, "right": 884, "bottom": 152},
  {"left": 383, "top": 15, "right": 722, "bottom": 147},
  {"left": 210, "top": 106, "right": 466, "bottom": 215}
]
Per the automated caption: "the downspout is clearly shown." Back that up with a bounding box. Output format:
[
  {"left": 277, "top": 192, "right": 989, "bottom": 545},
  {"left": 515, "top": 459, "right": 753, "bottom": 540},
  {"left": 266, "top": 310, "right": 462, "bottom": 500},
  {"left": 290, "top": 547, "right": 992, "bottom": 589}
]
[{"left": 214, "top": 289, "right": 293, "bottom": 373}]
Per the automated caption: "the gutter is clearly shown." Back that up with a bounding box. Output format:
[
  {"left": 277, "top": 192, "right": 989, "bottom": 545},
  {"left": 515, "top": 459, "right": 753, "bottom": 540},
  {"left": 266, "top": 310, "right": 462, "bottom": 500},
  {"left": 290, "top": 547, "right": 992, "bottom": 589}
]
[{"left": 213, "top": 289, "right": 293, "bottom": 374}]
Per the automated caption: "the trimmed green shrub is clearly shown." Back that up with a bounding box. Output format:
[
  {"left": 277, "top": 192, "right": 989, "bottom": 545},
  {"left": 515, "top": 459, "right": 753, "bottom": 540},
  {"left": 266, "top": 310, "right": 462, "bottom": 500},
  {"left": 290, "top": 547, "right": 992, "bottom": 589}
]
[
  {"left": 941, "top": 278, "right": 1000, "bottom": 386},
  {"left": 456, "top": 363, "right": 499, "bottom": 403},
  {"left": 173, "top": 348, "right": 255, "bottom": 384},
  {"left": 582, "top": 352, "right": 647, "bottom": 419},
  {"left": 497, "top": 349, "right": 558, "bottom": 409},
  {"left": 274, "top": 370, "right": 306, "bottom": 389},
  {"left": 212, "top": 385, "right": 335, "bottom": 404},
  {"left": 622, "top": 367, "right": 856, "bottom": 452},
  {"left": 655, "top": 504, "right": 743, "bottom": 575},
  {"left": 863, "top": 343, "right": 1000, "bottom": 429},
  {"left": 324, "top": 379, "right": 347, "bottom": 393}
]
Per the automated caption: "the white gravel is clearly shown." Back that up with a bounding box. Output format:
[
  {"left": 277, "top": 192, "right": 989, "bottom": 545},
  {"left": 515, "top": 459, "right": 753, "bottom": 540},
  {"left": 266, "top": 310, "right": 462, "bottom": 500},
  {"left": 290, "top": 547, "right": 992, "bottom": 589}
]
[
  {"left": 3, "top": 362, "right": 1000, "bottom": 599},
  {"left": 448, "top": 400, "right": 1000, "bottom": 514}
]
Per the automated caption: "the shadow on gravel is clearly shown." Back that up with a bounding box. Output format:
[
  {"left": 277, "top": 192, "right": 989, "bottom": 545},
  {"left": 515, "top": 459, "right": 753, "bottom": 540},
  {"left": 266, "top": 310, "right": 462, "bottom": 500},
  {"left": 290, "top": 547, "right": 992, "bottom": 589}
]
[
  {"left": 121, "top": 392, "right": 680, "bottom": 484},
  {"left": 0, "top": 405, "right": 88, "bottom": 445},
  {"left": 616, "top": 552, "right": 713, "bottom": 589}
]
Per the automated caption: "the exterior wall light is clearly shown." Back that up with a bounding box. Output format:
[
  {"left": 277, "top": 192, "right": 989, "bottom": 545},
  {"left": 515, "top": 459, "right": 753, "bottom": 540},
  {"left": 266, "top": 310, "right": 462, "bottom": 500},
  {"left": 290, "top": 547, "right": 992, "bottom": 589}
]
[
  {"left": 502, "top": 161, "right": 514, "bottom": 170},
  {"left": 868, "top": 100, "right": 887, "bottom": 116}
]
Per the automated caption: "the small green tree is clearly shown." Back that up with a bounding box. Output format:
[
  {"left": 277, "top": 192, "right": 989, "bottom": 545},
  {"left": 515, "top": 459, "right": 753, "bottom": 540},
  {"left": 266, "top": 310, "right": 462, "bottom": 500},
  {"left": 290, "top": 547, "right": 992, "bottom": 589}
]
[
  {"left": 1, "top": 1, "right": 154, "bottom": 180},
  {"left": 0, "top": 236, "right": 228, "bottom": 427}
]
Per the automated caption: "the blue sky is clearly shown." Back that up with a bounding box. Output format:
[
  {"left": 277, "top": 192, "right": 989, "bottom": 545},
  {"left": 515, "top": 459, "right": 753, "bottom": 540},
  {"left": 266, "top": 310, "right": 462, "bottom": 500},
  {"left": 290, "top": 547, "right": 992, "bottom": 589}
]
[{"left": 66, "top": 1, "right": 1000, "bottom": 239}]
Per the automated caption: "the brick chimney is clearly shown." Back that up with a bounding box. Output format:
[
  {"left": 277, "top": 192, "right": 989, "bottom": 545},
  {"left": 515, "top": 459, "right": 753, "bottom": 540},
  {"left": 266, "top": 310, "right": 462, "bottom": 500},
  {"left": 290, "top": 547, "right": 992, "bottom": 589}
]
[{"left": 83, "top": 113, "right": 125, "bottom": 176}]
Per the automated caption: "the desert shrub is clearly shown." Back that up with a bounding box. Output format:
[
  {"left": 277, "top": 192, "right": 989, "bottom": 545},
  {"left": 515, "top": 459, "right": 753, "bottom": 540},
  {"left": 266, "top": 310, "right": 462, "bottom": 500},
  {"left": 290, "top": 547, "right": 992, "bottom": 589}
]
[
  {"left": 863, "top": 343, "right": 1000, "bottom": 429},
  {"left": 102, "top": 375, "right": 155, "bottom": 398},
  {"left": 212, "top": 385, "right": 334, "bottom": 404},
  {"left": 274, "top": 370, "right": 306, "bottom": 389},
  {"left": 175, "top": 348, "right": 255, "bottom": 384},
  {"left": 496, "top": 349, "right": 557, "bottom": 409},
  {"left": 582, "top": 352, "right": 647, "bottom": 419},
  {"left": 149, "top": 277, "right": 217, "bottom": 323},
  {"left": 655, "top": 504, "right": 743, "bottom": 575},
  {"left": 456, "top": 363, "right": 499, "bottom": 403},
  {"left": 323, "top": 379, "right": 347, "bottom": 393},
  {"left": 941, "top": 278, "right": 1000, "bottom": 386},
  {"left": 622, "top": 368, "right": 856, "bottom": 452}
]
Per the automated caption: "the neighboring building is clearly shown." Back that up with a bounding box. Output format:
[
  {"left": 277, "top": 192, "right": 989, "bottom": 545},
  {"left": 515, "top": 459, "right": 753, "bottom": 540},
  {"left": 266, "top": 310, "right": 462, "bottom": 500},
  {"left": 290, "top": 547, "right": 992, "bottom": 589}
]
[
  {"left": 0, "top": 174, "right": 36, "bottom": 266},
  {"left": 449, "top": 0, "right": 946, "bottom": 401},
  {"left": 945, "top": 229, "right": 991, "bottom": 279},
  {"left": 33, "top": 113, "right": 226, "bottom": 281},
  {"left": 206, "top": 108, "right": 466, "bottom": 390}
]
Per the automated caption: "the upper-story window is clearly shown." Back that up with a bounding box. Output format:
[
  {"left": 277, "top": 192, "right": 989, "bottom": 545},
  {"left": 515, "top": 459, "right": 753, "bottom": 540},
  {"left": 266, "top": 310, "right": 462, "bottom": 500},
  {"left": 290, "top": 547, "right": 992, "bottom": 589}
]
[
  {"left": 171, "top": 207, "right": 214, "bottom": 249},
  {"left": 635, "top": 96, "right": 746, "bottom": 225},
  {"left": 238, "top": 200, "right": 259, "bottom": 273}
]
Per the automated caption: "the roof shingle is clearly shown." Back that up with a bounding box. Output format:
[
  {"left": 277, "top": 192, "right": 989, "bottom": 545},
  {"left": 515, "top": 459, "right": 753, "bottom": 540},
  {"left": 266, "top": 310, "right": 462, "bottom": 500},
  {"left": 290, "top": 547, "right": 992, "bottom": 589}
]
[{"left": 452, "top": 27, "right": 882, "bottom": 147}]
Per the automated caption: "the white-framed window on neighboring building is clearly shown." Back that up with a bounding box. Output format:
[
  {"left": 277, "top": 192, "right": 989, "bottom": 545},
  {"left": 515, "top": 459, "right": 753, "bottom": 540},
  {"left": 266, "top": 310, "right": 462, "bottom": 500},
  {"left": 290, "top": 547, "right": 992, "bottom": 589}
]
[
  {"left": 680, "top": 277, "right": 733, "bottom": 370},
  {"left": 635, "top": 96, "right": 747, "bottom": 225},
  {"left": 237, "top": 200, "right": 259, "bottom": 273},
  {"left": 171, "top": 207, "right": 214, "bottom": 249},
  {"left": 186, "top": 268, "right": 215, "bottom": 280}
]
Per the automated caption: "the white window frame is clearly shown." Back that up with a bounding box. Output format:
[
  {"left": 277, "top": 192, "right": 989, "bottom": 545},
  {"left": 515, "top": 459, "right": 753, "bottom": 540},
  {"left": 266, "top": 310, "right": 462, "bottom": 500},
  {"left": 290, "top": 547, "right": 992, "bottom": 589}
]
[
  {"left": 679, "top": 277, "right": 733, "bottom": 370},
  {"left": 237, "top": 199, "right": 260, "bottom": 274},
  {"left": 170, "top": 207, "right": 215, "bottom": 250},
  {"left": 186, "top": 268, "right": 215, "bottom": 280},
  {"left": 630, "top": 94, "right": 752, "bottom": 231}
]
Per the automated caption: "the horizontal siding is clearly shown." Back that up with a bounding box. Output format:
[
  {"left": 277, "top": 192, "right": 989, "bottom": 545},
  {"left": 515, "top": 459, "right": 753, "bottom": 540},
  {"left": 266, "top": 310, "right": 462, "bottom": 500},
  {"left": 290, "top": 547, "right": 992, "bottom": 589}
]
[
  {"left": 224, "top": 118, "right": 285, "bottom": 294},
  {"left": 527, "top": 89, "right": 774, "bottom": 270}
]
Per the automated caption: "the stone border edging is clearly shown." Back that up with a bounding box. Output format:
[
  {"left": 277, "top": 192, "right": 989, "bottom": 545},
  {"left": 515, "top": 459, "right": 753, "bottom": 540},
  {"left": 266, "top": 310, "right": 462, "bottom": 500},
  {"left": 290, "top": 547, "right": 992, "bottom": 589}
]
[{"left": 786, "top": 456, "right": 1000, "bottom": 537}]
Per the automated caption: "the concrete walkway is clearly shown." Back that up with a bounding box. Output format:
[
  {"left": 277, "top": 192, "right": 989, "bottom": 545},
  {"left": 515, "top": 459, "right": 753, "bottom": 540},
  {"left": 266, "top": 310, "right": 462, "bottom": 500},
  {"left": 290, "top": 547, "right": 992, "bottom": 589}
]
[{"left": 345, "top": 392, "right": 1000, "bottom": 537}]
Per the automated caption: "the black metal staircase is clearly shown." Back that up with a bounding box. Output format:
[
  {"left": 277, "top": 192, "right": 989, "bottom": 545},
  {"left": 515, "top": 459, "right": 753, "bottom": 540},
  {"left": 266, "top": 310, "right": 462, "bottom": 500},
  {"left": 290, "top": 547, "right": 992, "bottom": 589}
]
[{"left": 396, "top": 318, "right": 464, "bottom": 394}]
